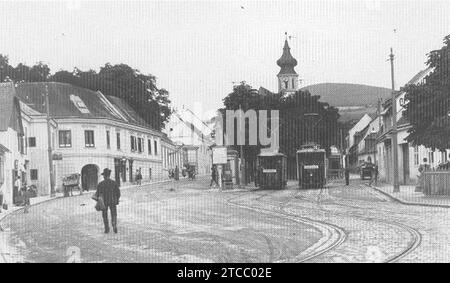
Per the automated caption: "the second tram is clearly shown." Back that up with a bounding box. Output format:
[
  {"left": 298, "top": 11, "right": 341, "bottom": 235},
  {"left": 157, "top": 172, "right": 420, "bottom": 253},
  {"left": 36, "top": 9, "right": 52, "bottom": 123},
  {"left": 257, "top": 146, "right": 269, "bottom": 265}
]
[{"left": 296, "top": 144, "right": 327, "bottom": 189}]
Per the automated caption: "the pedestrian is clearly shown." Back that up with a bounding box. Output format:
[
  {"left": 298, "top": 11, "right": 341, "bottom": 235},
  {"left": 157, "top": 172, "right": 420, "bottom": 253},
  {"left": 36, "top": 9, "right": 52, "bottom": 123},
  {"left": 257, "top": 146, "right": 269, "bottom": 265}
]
[
  {"left": 94, "top": 168, "right": 121, "bottom": 234},
  {"left": 13, "top": 176, "right": 21, "bottom": 205},
  {"left": 416, "top": 158, "right": 430, "bottom": 192},
  {"left": 344, "top": 167, "right": 350, "bottom": 186},
  {"left": 23, "top": 186, "right": 31, "bottom": 214},
  {"left": 174, "top": 165, "right": 179, "bottom": 181},
  {"left": 210, "top": 165, "right": 218, "bottom": 187},
  {"left": 135, "top": 169, "right": 142, "bottom": 186},
  {"left": 369, "top": 164, "right": 378, "bottom": 186}
]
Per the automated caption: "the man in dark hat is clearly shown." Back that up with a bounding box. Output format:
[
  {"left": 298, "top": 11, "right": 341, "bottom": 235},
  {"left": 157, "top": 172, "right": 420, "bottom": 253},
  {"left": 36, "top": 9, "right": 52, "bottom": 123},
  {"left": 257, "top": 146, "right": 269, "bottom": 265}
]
[{"left": 95, "top": 168, "right": 121, "bottom": 234}]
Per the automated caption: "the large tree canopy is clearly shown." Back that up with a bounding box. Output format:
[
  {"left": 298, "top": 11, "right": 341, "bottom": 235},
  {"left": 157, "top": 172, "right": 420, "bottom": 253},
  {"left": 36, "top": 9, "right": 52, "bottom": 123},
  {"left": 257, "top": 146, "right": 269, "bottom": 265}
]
[
  {"left": 0, "top": 55, "right": 171, "bottom": 131},
  {"left": 403, "top": 35, "right": 450, "bottom": 150},
  {"left": 220, "top": 82, "right": 341, "bottom": 179},
  {"left": 220, "top": 82, "right": 341, "bottom": 154}
]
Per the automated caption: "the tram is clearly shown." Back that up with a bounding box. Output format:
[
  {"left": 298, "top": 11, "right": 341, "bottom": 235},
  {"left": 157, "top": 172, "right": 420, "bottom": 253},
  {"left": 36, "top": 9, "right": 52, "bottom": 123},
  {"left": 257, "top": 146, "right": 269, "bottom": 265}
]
[
  {"left": 256, "top": 151, "right": 287, "bottom": 190},
  {"left": 296, "top": 144, "right": 327, "bottom": 189}
]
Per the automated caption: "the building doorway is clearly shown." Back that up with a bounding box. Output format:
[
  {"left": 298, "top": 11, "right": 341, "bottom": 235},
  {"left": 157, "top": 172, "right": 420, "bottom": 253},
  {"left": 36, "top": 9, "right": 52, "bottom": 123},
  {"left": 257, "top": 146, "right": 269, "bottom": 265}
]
[
  {"left": 114, "top": 158, "right": 124, "bottom": 186},
  {"left": 129, "top": 159, "right": 133, "bottom": 184},
  {"left": 81, "top": 164, "right": 98, "bottom": 191},
  {"left": 402, "top": 144, "right": 410, "bottom": 184}
]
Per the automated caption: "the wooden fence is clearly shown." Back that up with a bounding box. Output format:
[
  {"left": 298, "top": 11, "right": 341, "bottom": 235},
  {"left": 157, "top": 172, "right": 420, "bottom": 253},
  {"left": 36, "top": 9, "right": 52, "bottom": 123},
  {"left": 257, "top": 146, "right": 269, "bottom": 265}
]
[{"left": 423, "top": 169, "right": 450, "bottom": 195}]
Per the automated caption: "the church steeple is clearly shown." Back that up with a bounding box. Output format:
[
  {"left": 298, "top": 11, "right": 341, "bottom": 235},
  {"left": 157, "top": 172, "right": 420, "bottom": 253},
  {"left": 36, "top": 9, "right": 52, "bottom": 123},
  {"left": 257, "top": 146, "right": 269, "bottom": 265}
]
[{"left": 277, "top": 33, "right": 299, "bottom": 93}]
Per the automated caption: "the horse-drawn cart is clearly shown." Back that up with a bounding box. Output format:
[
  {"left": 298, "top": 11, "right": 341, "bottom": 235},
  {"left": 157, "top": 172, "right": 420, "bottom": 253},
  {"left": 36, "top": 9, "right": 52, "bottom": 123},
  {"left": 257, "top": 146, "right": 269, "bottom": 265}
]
[{"left": 63, "top": 173, "right": 81, "bottom": 197}]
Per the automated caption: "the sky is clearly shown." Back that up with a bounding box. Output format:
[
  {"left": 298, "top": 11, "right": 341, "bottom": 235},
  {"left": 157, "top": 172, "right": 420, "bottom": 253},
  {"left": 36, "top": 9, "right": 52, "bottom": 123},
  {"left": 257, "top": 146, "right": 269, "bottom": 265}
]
[{"left": 1, "top": 0, "right": 449, "bottom": 120}]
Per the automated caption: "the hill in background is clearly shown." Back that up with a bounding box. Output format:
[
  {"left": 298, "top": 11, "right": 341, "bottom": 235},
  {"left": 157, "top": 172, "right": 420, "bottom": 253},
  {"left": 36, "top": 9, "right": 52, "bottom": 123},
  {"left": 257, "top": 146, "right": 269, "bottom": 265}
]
[
  {"left": 301, "top": 83, "right": 392, "bottom": 107},
  {"left": 301, "top": 83, "right": 392, "bottom": 124}
]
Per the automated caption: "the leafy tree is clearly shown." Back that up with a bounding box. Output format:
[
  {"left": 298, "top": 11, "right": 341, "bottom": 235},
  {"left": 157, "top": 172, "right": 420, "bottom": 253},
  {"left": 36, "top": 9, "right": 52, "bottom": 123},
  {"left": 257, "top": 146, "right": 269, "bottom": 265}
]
[
  {"left": 0, "top": 54, "right": 171, "bottom": 131},
  {"left": 51, "top": 64, "right": 172, "bottom": 131},
  {"left": 403, "top": 35, "right": 450, "bottom": 150},
  {"left": 220, "top": 82, "right": 341, "bottom": 180}
]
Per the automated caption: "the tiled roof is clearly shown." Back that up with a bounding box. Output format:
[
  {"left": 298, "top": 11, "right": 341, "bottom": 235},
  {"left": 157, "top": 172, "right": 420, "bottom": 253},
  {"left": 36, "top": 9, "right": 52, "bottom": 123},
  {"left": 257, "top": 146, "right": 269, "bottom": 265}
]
[
  {"left": 105, "top": 95, "right": 152, "bottom": 129},
  {"left": 16, "top": 82, "right": 121, "bottom": 120},
  {"left": 15, "top": 82, "right": 156, "bottom": 131},
  {"left": 406, "top": 68, "right": 433, "bottom": 85},
  {"left": 0, "top": 83, "right": 15, "bottom": 131}
]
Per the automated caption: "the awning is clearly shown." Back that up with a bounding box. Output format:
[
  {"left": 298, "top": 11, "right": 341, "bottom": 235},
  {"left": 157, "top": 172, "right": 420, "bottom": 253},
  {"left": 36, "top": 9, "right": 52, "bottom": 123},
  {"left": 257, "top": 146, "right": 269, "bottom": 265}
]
[{"left": 0, "top": 143, "right": 10, "bottom": 153}]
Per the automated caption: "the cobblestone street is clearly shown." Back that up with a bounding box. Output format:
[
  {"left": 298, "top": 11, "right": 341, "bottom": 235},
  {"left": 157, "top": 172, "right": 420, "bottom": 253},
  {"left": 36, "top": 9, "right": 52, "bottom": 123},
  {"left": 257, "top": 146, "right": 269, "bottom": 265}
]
[{"left": 1, "top": 177, "right": 449, "bottom": 263}]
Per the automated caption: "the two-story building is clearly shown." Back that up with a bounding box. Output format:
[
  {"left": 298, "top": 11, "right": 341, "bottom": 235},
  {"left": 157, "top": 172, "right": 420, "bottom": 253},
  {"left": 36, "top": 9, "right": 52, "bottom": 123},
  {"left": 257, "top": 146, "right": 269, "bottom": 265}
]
[
  {"left": 164, "top": 107, "right": 213, "bottom": 176},
  {"left": 345, "top": 113, "right": 375, "bottom": 168},
  {"left": 356, "top": 116, "right": 381, "bottom": 165},
  {"left": 15, "top": 82, "right": 165, "bottom": 192},
  {"left": 376, "top": 68, "right": 449, "bottom": 184}
]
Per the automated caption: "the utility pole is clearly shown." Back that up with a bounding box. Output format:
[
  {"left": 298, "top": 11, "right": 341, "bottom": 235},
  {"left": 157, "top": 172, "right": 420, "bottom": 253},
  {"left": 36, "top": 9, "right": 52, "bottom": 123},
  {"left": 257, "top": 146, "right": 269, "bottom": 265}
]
[
  {"left": 45, "top": 84, "right": 55, "bottom": 197},
  {"left": 239, "top": 104, "right": 246, "bottom": 186},
  {"left": 389, "top": 48, "right": 400, "bottom": 192}
]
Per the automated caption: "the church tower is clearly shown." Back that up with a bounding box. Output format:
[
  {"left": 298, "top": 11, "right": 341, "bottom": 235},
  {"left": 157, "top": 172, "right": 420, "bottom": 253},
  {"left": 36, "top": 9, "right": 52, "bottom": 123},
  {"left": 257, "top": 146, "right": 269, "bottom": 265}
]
[{"left": 277, "top": 35, "right": 299, "bottom": 94}]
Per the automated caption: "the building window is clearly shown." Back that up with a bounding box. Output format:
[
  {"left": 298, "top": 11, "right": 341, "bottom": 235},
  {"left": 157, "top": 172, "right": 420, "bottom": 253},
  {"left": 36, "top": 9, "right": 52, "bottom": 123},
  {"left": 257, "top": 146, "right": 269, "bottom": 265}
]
[
  {"left": 106, "top": 131, "right": 110, "bottom": 149},
  {"left": 85, "top": 130, "right": 95, "bottom": 147},
  {"left": 130, "top": 136, "right": 137, "bottom": 151},
  {"left": 137, "top": 138, "right": 143, "bottom": 153},
  {"left": 28, "top": 137, "right": 36, "bottom": 147},
  {"left": 59, "top": 130, "right": 72, "bottom": 148},
  {"left": 117, "top": 133, "right": 121, "bottom": 150},
  {"left": 154, "top": 140, "right": 158, "bottom": 155},
  {"left": 414, "top": 146, "right": 419, "bottom": 166},
  {"left": 148, "top": 139, "right": 152, "bottom": 155},
  {"left": 429, "top": 151, "right": 434, "bottom": 165},
  {"left": 30, "top": 169, "right": 38, "bottom": 180}
]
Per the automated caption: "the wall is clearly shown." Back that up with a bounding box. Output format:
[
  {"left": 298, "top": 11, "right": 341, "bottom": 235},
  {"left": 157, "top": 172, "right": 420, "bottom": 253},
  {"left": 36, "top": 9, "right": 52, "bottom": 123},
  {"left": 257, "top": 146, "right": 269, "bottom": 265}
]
[
  {"left": 0, "top": 128, "right": 28, "bottom": 205},
  {"left": 53, "top": 120, "right": 163, "bottom": 190}
]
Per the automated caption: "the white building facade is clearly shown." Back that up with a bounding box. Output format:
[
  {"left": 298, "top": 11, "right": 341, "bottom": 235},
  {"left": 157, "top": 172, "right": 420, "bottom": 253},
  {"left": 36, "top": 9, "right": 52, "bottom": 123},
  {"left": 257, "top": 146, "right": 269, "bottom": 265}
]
[
  {"left": 15, "top": 82, "right": 166, "bottom": 193},
  {"left": 376, "top": 68, "right": 449, "bottom": 184}
]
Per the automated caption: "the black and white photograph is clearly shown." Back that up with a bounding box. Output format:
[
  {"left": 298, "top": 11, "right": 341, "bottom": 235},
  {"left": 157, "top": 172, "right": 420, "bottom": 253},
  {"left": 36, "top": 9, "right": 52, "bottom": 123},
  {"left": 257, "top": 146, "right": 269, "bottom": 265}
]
[{"left": 0, "top": 0, "right": 449, "bottom": 267}]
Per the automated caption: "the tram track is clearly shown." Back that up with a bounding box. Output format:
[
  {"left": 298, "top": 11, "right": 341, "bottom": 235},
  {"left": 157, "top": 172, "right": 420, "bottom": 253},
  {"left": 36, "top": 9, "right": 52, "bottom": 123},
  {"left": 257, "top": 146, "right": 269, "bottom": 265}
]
[
  {"left": 287, "top": 181, "right": 423, "bottom": 263},
  {"left": 224, "top": 189, "right": 347, "bottom": 263},
  {"left": 224, "top": 180, "right": 422, "bottom": 263}
]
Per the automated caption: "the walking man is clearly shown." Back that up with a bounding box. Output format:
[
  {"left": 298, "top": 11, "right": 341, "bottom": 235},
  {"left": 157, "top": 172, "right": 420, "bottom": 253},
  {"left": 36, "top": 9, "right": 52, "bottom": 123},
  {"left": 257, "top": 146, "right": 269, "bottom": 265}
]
[
  {"left": 344, "top": 167, "right": 350, "bottom": 186},
  {"left": 135, "top": 169, "right": 142, "bottom": 186},
  {"left": 369, "top": 164, "right": 379, "bottom": 186},
  {"left": 416, "top": 158, "right": 430, "bottom": 192},
  {"left": 13, "top": 176, "right": 21, "bottom": 205},
  {"left": 95, "top": 168, "right": 121, "bottom": 234},
  {"left": 210, "top": 165, "right": 218, "bottom": 187}
]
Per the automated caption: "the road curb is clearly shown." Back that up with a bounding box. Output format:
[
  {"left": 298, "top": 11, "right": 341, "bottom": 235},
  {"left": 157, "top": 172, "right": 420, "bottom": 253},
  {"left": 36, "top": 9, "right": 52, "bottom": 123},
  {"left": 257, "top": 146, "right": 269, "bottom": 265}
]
[{"left": 366, "top": 184, "right": 450, "bottom": 209}]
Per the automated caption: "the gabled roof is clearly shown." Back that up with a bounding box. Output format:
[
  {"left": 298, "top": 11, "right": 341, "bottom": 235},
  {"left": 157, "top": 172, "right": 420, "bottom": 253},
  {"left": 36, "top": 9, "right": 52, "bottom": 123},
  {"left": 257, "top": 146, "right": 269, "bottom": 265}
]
[
  {"left": 106, "top": 95, "right": 152, "bottom": 128},
  {"left": 406, "top": 68, "right": 433, "bottom": 85}
]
